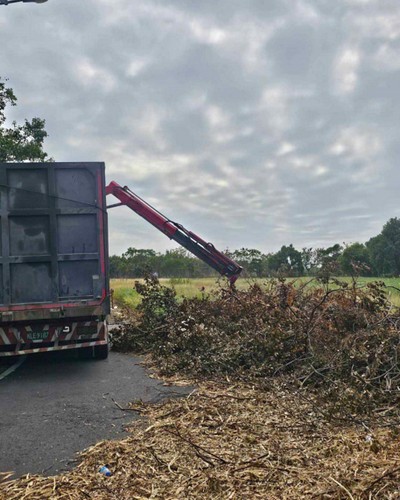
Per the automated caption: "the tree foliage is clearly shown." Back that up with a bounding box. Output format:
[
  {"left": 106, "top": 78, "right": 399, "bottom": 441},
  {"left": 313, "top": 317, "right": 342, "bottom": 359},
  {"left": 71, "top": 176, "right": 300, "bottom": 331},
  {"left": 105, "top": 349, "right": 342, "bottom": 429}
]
[
  {"left": 339, "top": 242, "right": 371, "bottom": 276},
  {"left": 111, "top": 246, "right": 217, "bottom": 279},
  {"left": 0, "top": 78, "right": 51, "bottom": 162},
  {"left": 367, "top": 218, "right": 400, "bottom": 276},
  {"left": 229, "top": 248, "right": 264, "bottom": 276},
  {"left": 110, "top": 218, "right": 400, "bottom": 279},
  {"left": 266, "top": 244, "right": 304, "bottom": 276}
]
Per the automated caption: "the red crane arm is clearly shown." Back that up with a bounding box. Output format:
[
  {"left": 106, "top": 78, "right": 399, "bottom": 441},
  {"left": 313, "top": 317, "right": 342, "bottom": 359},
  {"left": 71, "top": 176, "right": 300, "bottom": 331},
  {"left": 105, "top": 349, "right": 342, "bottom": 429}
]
[{"left": 106, "top": 181, "right": 242, "bottom": 284}]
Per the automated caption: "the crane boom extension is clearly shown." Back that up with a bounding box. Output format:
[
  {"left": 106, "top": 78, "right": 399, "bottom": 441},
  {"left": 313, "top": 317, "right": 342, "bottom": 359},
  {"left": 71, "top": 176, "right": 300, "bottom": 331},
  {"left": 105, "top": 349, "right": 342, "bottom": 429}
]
[{"left": 106, "top": 181, "right": 242, "bottom": 284}]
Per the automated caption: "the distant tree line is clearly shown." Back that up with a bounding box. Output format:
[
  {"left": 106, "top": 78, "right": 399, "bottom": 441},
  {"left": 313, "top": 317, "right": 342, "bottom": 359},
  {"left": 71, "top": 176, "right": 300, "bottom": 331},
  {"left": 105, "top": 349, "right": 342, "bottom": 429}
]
[
  {"left": 110, "top": 218, "right": 400, "bottom": 279},
  {"left": 110, "top": 247, "right": 218, "bottom": 279}
]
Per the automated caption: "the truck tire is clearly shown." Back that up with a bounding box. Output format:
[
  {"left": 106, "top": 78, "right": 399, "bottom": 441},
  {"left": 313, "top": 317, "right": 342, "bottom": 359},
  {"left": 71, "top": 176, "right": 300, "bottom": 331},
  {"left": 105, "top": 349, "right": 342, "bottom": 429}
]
[{"left": 93, "top": 343, "right": 109, "bottom": 360}]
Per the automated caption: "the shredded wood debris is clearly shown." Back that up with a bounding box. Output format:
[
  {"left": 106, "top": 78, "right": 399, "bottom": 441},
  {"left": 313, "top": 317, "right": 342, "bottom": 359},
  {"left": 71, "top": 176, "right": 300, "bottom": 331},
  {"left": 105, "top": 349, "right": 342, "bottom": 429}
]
[
  {"left": 1, "top": 381, "right": 400, "bottom": 499},
  {"left": 3, "top": 276, "right": 400, "bottom": 498}
]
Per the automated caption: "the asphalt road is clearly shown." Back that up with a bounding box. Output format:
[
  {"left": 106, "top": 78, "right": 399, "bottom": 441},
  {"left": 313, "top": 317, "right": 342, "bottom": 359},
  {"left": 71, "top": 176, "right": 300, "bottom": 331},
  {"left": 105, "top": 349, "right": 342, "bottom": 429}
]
[{"left": 0, "top": 350, "right": 191, "bottom": 478}]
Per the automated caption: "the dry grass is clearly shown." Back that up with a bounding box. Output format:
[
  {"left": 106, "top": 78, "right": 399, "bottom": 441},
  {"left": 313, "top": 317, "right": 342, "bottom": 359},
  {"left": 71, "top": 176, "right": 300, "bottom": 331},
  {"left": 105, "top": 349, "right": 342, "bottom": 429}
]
[{"left": 1, "top": 381, "right": 400, "bottom": 499}]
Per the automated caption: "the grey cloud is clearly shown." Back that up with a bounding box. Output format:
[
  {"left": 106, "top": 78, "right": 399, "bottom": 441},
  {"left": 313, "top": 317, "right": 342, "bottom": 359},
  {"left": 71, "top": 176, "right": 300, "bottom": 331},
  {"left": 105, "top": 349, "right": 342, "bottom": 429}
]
[{"left": 1, "top": 0, "right": 399, "bottom": 255}]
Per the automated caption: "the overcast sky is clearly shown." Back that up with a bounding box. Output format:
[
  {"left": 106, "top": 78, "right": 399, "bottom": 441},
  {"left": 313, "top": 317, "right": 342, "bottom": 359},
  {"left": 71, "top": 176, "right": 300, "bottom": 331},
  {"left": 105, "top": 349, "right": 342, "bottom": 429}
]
[{"left": 1, "top": 0, "right": 399, "bottom": 255}]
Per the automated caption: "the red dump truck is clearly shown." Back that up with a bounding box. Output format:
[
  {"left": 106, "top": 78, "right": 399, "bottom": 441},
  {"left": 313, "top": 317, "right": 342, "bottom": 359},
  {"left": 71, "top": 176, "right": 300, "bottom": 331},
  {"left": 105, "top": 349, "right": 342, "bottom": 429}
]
[{"left": 0, "top": 162, "right": 242, "bottom": 359}]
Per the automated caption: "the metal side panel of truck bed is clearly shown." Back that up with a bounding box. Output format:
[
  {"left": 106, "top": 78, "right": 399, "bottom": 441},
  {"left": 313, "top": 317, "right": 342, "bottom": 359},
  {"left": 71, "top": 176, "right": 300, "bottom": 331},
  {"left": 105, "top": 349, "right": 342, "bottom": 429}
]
[{"left": 0, "top": 162, "right": 110, "bottom": 357}]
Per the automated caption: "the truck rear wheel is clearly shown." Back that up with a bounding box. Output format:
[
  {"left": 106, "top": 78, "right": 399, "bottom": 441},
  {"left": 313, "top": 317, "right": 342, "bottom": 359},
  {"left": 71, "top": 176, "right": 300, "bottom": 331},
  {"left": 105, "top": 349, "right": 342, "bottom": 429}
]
[{"left": 93, "top": 343, "right": 109, "bottom": 360}]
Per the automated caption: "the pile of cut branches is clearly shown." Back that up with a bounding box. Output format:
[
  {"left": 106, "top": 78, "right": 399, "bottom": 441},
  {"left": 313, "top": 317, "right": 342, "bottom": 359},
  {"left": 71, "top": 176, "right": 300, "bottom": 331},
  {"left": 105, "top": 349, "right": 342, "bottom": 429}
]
[{"left": 113, "top": 275, "right": 400, "bottom": 418}]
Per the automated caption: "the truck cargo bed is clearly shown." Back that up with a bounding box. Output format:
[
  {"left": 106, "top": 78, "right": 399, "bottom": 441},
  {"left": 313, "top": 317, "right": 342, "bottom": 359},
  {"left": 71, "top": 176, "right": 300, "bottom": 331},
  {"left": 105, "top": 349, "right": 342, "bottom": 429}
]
[{"left": 0, "top": 162, "right": 110, "bottom": 323}]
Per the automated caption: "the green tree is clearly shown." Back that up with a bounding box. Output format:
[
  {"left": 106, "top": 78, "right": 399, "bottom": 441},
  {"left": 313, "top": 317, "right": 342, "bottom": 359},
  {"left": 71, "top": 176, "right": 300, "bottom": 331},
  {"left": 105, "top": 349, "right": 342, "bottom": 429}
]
[
  {"left": 0, "top": 78, "right": 51, "bottom": 162},
  {"left": 366, "top": 218, "right": 400, "bottom": 276},
  {"left": 339, "top": 243, "right": 371, "bottom": 276},
  {"left": 315, "top": 243, "right": 343, "bottom": 268},
  {"left": 123, "top": 247, "right": 158, "bottom": 276},
  {"left": 301, "top": 247, "right": 318, "bottom": 275},
  {"left": 109, "top": 255, "right": 126, "bottom": 278},
  {"left": 267, "top": 244, "right": 304, "bottom": 276},
  {"left": 159, "top": 248, "right": 194, "bottom": 278},
  {"left": 230, "top": 248, "right": 264, "bottom": 277}
]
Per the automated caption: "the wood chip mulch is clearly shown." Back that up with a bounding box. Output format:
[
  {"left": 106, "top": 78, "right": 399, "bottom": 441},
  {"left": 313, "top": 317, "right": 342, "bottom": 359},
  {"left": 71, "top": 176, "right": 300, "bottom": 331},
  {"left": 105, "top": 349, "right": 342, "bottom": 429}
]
[{"left": 1, "top": 381, "right": 400, "bottom": 499}]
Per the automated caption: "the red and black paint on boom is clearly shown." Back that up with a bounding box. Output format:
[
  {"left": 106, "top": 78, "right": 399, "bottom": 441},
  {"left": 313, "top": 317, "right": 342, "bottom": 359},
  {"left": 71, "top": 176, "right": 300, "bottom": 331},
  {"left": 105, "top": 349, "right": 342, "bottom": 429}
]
[{"left": 106, "top": 181, "right": 242, "bottom": 285}]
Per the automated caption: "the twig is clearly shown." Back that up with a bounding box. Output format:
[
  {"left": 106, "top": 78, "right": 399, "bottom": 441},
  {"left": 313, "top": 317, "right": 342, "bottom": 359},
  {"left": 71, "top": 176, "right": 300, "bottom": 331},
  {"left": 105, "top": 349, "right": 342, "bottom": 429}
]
[
  {"left": 304, "top": 287, "right": 343, "bottom": 350},
  {"left": 0, "top": 472, "right": 13, "bottom": 484},
  {"left": 197, "top": 393, "right": 256, "bottom": 402},
  {"left": 163, "top": 428, "right": 229, "bottom": 465},
  {"left": 112, "top": 397, "right": 138, "bottom": 412},
  {"left": 328, "top": 476, "right": 355, "bottom": 500},
  {"left": 273, "top": 355, "right": 311, "bottom": 376},
  {"left": 364, "top": 465, "right": 400, "bottom": 493},
  {"left": 148, "top": 447, "right": 168, "bottom": 468}
]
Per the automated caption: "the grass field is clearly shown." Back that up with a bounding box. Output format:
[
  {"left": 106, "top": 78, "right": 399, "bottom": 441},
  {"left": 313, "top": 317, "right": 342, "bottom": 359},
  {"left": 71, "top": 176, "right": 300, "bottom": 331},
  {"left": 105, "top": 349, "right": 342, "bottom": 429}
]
[{"left": 111, "top": 276, "right": 400, "bottom": 309}]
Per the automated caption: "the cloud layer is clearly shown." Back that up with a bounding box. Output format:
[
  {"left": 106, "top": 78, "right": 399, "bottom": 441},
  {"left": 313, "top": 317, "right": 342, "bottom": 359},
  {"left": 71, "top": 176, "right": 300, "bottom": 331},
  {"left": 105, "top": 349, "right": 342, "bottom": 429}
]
[{"left": 1, "top": 0, "right": 399, "bottom": 254}]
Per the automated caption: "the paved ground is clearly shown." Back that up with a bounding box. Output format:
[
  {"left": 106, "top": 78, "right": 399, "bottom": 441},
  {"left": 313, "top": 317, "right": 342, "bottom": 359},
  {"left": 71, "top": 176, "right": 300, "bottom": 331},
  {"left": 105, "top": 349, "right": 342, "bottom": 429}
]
[{"left": 0, "top": 350, "right": 191, "bottom": 478}]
